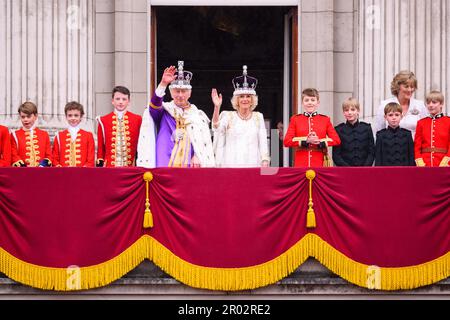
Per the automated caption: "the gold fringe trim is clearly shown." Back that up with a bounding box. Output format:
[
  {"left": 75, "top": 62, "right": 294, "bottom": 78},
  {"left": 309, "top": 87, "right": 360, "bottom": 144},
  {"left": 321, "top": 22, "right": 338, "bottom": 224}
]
[
  {"left": 0, "top": 238, "right": 148, "bottom": 291},
  {"left": 0, "top": 234, "right": 448, "bottom": 291},
  {"left": 305, "top": 233, "right": 450, "bottom": 291},
  {"left": 148, "top": 234, "right": 449, "bottom": 291},
  {"left": 148, "top": 236, "right": 310, "bottom": 291}
]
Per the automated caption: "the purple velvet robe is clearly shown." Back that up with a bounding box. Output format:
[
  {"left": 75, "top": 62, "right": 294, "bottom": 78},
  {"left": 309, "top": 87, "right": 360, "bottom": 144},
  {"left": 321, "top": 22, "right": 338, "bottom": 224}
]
[{"left": 150, "top": 93, "right": 194, "bottom": 167}]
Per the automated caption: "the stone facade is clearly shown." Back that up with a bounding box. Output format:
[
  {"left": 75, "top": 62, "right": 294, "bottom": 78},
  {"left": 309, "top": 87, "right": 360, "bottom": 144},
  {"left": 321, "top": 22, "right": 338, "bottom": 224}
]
[
  {"left": 300, "top": 0, "right": 357, "bottom": 122},
  {"left": 356, "top": 0, "right": 450, "bottom": 124},
  {"left": 95, "top": 0, "right": 148, "bottom": 121},
  {"left": 0, "top": 0, "right": 148, "bottom": 136},
  {"left": 1, "top": 0, "right": 448, "bottom": 136},
  {"left": 0, "top": 0, "right": 95, "bottom": 136}
]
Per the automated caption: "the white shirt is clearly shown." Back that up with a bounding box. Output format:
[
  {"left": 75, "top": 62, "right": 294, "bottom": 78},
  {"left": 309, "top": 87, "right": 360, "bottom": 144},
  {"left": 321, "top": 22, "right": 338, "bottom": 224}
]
[
  {"left": 115, "top": 110, "right": 125, "bottom": 120},
  {"left": 374, "top": 97, "right": 428, "bottom": 139},
  {"left": 68, "top": 126, "right": 80, "bottom": 142},
  {"left": 23, "top": 124, "right": 36, "bottom": 137}
]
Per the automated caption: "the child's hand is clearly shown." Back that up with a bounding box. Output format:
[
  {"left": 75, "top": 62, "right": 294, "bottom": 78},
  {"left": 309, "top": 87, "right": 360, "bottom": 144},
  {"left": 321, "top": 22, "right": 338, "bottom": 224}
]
[{"left": 307, "top": 131, "right": 320, "bottom": 145}]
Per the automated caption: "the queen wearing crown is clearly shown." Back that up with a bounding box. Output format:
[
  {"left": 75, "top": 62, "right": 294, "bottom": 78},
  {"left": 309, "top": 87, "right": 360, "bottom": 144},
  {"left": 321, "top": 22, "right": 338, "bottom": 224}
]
[
  {"left": 211, "top": 66, "right": 270, "bottom": 167},
  {"left": 139, "top": 61, "right": 215, "bottom": 168}
]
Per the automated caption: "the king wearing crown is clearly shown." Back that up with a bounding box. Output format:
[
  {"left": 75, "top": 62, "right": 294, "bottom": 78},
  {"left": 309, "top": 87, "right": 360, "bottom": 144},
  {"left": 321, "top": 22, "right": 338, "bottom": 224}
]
[{"left": 140, "top": 61, "right": 215, "bottom": 168}]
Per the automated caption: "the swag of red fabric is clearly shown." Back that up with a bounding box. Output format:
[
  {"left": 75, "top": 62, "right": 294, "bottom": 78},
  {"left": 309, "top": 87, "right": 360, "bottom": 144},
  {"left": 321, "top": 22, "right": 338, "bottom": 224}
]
[{"left": 0, "top": 167, "right": 448, "bottom": 270}]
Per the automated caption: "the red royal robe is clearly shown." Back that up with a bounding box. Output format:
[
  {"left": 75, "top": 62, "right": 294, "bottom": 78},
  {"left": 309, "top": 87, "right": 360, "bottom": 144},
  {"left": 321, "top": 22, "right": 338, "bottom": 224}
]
[
  {"left": 96, "top": 111, "right": 142, "bottom": 167},
  {"left": 53, "top": 129, "right": 95, "bottom": 167},
  {"left": 11, "top": 128, "right": 52, "bottom": 167}
]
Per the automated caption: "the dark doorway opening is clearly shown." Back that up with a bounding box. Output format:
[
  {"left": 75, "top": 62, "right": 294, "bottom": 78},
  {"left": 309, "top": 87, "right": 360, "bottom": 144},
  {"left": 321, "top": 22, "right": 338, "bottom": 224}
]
[{"left": 155, "top": 6, "right": 292, "bottom": 130}]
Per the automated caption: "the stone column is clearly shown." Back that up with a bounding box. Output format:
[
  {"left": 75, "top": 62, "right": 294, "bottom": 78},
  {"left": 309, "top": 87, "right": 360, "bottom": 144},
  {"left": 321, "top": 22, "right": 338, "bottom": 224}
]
[
  {"left": 300, "top": 0, "right": 357, "bottom": 124},
  {"left": 357, "top": 0, "right": 450, "bottom": 122},
  {"left": 95, "top": 0, "right": 148, "bottom": 119},
  {"left": 0, "top": 0, "right": 94, "bottom": 135}
]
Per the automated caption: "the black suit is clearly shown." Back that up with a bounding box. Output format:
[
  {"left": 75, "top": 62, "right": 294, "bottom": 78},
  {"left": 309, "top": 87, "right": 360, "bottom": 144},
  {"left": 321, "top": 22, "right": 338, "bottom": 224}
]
[
  {"left": 332, "top": 121, "right": 375, "bottom": 166},
  {"left": 375, "top": 126, "right": 415, "bottom": 166}
]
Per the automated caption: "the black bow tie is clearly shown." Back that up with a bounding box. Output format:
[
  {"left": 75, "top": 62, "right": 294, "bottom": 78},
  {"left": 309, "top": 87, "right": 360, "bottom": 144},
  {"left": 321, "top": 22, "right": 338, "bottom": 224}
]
[{"left": 304, "top": 112, "right": 318, "bottom": 117}]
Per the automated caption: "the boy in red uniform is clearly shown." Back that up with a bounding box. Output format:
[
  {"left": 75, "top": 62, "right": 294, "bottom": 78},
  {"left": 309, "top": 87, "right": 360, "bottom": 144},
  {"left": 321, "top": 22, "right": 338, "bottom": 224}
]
[
  {"left": 0, "top": 124, "right": 11, "bottom": 166},
  {"left": 96, "top": 86, "right": 142, "bottom": 167},
  {"left": 53, "top": 101, "right": 95, "bottom": 167},
  {"left": 284, "top": 88, "right": 341, "bottom": 167},
  {"left": 11, "top": 101, "right": 52, "bottom": 167},
  {"left": 414, "top": 91, "right": 449, "bottom": 167}
]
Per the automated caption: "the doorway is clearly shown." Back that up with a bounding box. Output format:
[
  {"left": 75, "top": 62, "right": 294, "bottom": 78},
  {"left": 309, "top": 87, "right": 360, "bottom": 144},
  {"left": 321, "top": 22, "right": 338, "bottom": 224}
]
[{"left": 152, "top": 6, "right": 296, "bottom": 166}]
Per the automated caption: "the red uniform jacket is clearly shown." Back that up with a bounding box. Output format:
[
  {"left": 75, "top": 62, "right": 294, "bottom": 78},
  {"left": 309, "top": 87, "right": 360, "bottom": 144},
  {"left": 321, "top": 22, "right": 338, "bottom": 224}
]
[
  {"left": 284, "top": 113, "right": 341, "bottom": 167},
  {"left": 96, "top": 111, "right": 142, "bottom": 167},
  {"left": 0, "top": 125, "right": 11, "bottom": 167},
  {"left": 11, "top": 128, "right": 52, "bottom": 167},
  {"left": 414, "top": 114, "right": 450, "bottom": 167},
  {"left": 53, "top": 129, "right": 95, "bottom": 167}
]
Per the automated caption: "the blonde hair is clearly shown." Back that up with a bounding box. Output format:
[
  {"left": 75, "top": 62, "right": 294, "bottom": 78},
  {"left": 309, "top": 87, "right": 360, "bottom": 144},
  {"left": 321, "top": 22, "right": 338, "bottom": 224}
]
[
  {"left": 390, "top": 70, "right": 418, "bottom": 96},
  {"left": 231, "top": 95, "right": 258, "bottom": 111},
  {"left": 384, "top": 102, "right": 402, "bottom": 115},
  {"left": 342, "top": 97, "right": 360, "bottom": 111},
  {"left": 18, "top": 101, "right": 38, "bottom": 115},
  {"left": 426, "top": 90, "right": 444, "bottom": 104}
]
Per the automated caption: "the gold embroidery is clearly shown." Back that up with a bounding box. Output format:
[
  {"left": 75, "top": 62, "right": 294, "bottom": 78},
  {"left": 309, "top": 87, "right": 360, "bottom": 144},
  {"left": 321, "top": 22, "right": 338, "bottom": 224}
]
[
  {"left": 114, "top": 117, "right": 129, "bottom": 167},
  {"left": 64, "top": 132, "right": 81, "bottom": 167},
  {"left": 169, "top": 114, "right": 191, "bottom": 167},
  {"left": 25, "top": 133, "right": 39, "bottom": 167}
]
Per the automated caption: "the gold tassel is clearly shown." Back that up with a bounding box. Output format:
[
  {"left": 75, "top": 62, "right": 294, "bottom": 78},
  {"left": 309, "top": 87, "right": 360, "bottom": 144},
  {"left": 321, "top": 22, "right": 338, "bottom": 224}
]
[
  {"left": 323, "top": 154, "right": 332, "bottom": 167},
  {"left": 144, "top": 209, "right": 153, "bottom": 228},
  {"left": 143, "top": 172, "right": 154, "bottom": 228},
  {"left": 307, "top": 208, "right": 316, "bottom": 228},
  {"left": 305, "top": 170, "right": 317, "bottom": 228}
]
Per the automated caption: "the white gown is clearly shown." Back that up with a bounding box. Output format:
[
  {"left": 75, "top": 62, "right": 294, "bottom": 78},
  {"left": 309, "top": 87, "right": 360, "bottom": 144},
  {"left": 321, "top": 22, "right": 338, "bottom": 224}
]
[{"left": 213, "top": 111, "right": 270, "bottom": 167}]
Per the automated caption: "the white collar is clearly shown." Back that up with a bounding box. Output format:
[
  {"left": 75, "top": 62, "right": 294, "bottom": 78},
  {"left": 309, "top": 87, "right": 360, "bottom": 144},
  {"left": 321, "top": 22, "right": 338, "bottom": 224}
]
[
  {"left": 68, "top": 126, "right": 80, "bottom": 134},
  {"left": 115, "top": 110, "right": 126, "bottom": 120},
  {"left": 68, "top": 126, "right": 80, "bottom": 142},
  {"left": 23, "top": 124, "right": 36, "bottom": 134}
]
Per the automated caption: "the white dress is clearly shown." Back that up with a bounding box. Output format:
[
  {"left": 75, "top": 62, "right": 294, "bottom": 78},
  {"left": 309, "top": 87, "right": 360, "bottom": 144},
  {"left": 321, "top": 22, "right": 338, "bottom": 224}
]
[{"left": 213, "top": 111, "right": 270, "bottom": 167}]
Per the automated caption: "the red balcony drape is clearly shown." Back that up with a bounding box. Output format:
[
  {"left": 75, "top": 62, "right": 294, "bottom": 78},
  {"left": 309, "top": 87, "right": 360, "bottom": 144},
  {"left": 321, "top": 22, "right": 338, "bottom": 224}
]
[{"left": 0, "top": 167, "right": 448, "bottom": 291}]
